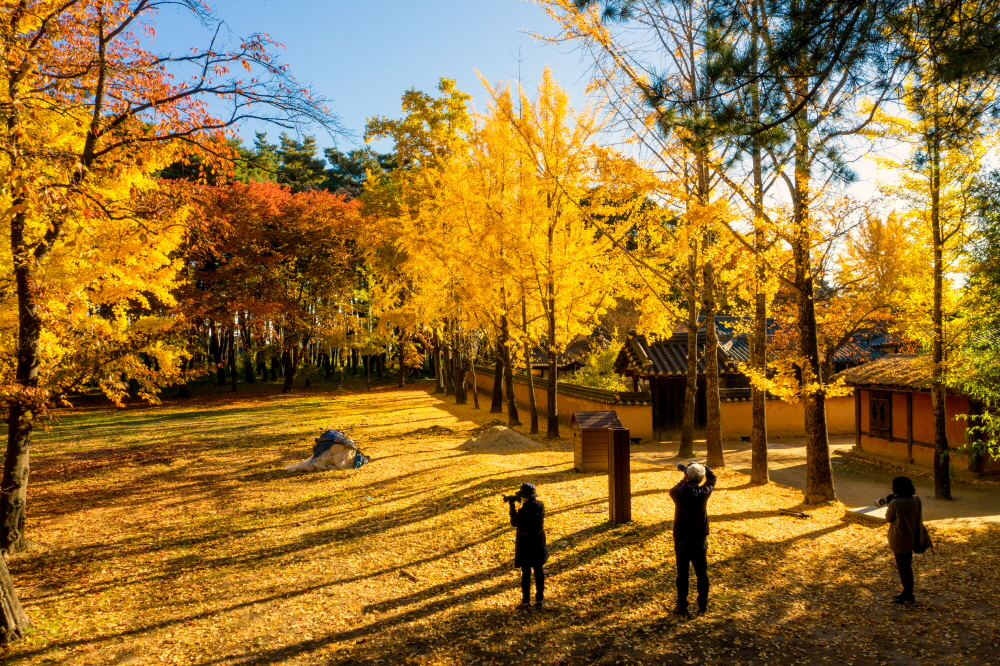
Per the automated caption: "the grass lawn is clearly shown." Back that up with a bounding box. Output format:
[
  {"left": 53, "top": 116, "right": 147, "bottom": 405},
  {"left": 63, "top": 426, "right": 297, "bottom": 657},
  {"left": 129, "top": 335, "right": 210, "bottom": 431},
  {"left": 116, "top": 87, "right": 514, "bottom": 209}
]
[{"left": 2, "top": 382, "right": 998, "bottom": 665}]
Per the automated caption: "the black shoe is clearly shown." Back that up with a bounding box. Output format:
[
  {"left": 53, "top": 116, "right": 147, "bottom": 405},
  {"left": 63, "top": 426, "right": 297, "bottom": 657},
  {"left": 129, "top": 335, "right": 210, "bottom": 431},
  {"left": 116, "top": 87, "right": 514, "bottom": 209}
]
[
  {"left": 518, "top": 600, "right": 531, "bottom": 609},
  {"left": 892, "top": 595, "right": 915, "bottom": 605},
  {"left": 697, "top": 600, "right": 708, "bottom": 614},
  {"left": 671, "top": 605, "right": 690, "bottom": 616},
  {"left": 534, "top": 600, "right": 544, "bottom": 608}
]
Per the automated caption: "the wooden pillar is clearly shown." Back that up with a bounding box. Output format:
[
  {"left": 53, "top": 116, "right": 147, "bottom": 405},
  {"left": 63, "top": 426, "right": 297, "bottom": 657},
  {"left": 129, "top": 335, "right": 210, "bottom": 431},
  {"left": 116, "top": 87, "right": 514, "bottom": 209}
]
[
  {"left": 608, "top": 427, "right": 631, "bottom": 523},
  {"left": 906, "top": 392, "right": 914, "bottom": 463},
  {"left": 854, "top": 388, "right": 861, "bottom": 451}
]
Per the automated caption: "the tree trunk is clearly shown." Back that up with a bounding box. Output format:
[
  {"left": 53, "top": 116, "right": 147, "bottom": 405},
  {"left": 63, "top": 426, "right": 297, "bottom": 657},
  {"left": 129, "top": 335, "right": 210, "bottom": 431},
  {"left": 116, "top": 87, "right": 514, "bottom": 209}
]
[
  {"left": 1, "top": 405, "right": 30, "bottom": 556},
  {"left": 544, "top": 349, "right": 558, "bottom": 439},
  {"left": 469, "top": 366, "right": 480, "bottom": 408},
  {"left": 703, "top": 261, "right": 724, "bottom": 468},
  {"left": 244, "top": 355, "right": 255, "bottom": 384},
  {"left": 1, "top": 101, "right": 36, "bottom": 634},
  {"left": 793, "top": 112, "right": 836, "bottom": 504},
  {"left": 364, "top": 354, "right": 371, "bottom": 392},
  {"left": 211, "top": 322, "right": 226, "bottom": 386},
  {"left": 398, "top": 338, "right": 406, "bottom": 388},
  {"left": 501, "top": 315, "right": 521, "bottom": 427},
  {"left": 178, "top": 357, "right": 191, "bottom": 399},
  {"left": 433, "top": 332, "right": 445, "bottom": 394},
  {"left": 281, "top": 349, "right": 296, "bottom": 394},
  {"left": 228, "top": 330, "right": 237, "bottom": 393},
  {"left": 490, "top": 353, "right": 504, "bottom": 413},
  {"left": 241, "top": 317, "right": 255, "bottom": 384},
  {"left": 523, "top": 301, "right": 540, "bottom": 434},
  {"left": 749, "top": 99, "right": 769, "bottom": 485},
  {"left": 127, "top": 377, "right": 140, "bottom": 401},
  {"left": 930, "top": 130, "right": 952, "bottom": 499},
  {"left": 750, "top": 282, "right": 769, "bottom": 485},
  {"left": 454, "top": 349, "right": 468, "bottom": 405},
  {"left": 0, "top": 554, "right": 31, "bottom": 643},
  {"left": 543, "top": 207, "right": 558, "bottom": 438},
  {"left": 680, "top": 257, "right": 699, "bottom": 457},
  {"left": 1, "top": 211, "right": 47, "bottom": 554},
  {"left": 444, "top": 346, "right": 455, "bottom": 396}
]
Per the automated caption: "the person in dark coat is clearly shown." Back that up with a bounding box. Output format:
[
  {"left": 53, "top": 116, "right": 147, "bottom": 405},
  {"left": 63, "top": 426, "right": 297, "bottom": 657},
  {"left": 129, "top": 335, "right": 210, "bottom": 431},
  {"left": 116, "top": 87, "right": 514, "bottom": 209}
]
[
  {"left": 508, "top": 482, "right": 548, "bottom": 607},
  {"left": 669, "top": 462, "right": 717, "bottom": 615},
  {"left": 884, "top": 476, "right": 921, "bottom": 604}
]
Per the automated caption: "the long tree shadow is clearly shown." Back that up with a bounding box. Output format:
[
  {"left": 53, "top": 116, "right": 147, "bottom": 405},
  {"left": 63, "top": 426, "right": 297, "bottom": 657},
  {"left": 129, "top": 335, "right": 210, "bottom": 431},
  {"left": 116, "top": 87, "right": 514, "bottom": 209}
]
[{"left": 177, "top": 511, "right": 858, "bottom": 666}]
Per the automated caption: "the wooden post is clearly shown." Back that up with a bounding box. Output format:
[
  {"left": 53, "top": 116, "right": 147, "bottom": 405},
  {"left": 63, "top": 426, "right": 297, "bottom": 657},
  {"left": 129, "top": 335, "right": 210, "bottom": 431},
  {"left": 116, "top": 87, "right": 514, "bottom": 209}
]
[{"left": 608, "top": 427, "right": 632, "bottom": 523}]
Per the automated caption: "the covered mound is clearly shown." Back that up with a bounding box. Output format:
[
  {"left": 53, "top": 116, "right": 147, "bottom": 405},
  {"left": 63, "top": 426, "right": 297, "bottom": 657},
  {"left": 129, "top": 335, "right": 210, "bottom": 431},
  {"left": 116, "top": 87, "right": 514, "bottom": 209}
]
[
  {"left": 285, "top": 430, "right": 370, "bottom": 472},
  {"left": 459, "top": 426, "right": 545, "bottom": 452}
]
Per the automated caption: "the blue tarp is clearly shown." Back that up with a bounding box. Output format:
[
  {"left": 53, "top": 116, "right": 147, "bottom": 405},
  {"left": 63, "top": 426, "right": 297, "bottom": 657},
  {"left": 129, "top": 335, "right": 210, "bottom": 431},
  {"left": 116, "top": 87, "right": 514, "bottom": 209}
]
[{"left": 312, "top": 430, "right": 355, "bottom": 460}]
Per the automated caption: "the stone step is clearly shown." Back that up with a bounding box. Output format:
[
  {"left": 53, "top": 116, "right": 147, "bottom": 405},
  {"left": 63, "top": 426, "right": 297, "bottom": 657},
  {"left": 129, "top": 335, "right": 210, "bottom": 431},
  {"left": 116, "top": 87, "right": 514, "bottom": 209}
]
[{"left": 846, "top": 504, "right": 888, "bottom": 523}]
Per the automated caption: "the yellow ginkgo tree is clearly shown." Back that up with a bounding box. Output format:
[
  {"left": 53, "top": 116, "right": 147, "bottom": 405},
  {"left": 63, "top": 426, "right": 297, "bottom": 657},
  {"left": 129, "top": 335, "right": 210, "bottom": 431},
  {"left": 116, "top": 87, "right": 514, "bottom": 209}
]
[{"left": 873, "top": 73, "right": 996, "bottom": 498}]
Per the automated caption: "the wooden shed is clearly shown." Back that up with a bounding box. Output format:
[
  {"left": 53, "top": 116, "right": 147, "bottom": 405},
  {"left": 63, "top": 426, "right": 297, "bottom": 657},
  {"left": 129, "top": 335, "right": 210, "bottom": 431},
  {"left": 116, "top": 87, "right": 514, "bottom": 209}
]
[{"left": 571, "top": 411, "right": 623, "bottom": 472}]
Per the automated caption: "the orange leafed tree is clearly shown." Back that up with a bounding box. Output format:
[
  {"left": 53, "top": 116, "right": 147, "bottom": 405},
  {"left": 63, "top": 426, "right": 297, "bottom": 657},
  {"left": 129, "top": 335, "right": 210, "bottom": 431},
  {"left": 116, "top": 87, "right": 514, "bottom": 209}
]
[
  {"left": 183, "top": 181, "right": 368, "bottom": 394},
  {"left": 0, "top": 0, "right": 334, "bottom": 641}
]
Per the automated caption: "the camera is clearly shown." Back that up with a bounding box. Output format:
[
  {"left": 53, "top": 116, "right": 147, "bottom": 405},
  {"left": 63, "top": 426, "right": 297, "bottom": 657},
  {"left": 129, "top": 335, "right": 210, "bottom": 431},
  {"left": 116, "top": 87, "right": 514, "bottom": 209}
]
[
  {"left": 502, "top": 494, "right": 519, "bottom": 503},
  {"left": 875, "top": 494, "right": 894, "bottom": 508}
]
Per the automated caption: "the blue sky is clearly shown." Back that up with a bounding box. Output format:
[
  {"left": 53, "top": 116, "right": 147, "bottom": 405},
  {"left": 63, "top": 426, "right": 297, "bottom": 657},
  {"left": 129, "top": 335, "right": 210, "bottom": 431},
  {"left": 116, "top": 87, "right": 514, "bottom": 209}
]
[
  {"left": 149, "top": 1, "right": 895, "bottom": 200},
  {"left": 153, "top": 0, "right": 590, "bottom": 152}
]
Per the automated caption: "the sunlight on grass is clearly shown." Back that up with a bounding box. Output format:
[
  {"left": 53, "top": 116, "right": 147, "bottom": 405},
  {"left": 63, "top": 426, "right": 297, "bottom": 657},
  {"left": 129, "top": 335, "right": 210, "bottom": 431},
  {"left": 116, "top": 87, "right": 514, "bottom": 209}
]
[{"left": 2, "top": 384, "right": 997, "bottom": 665}]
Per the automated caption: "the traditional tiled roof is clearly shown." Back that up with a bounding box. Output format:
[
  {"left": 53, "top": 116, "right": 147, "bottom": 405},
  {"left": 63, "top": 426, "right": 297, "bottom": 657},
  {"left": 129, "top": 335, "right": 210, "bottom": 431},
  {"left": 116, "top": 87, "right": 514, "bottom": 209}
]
[
  {"left": 617, "top": 322, "right": 886, "bottom": 380},
  {"left": 835, "top": 354, "right": 933, "bottom": 389},
  {"left": 833, "top": 339, "right": 889, "bottom": 365},
  {"left": 528, "top": 336, "right": 591, "bottom": 369},
  {"left": 614, "top": 330, "right": 743, "bottom": 378}
]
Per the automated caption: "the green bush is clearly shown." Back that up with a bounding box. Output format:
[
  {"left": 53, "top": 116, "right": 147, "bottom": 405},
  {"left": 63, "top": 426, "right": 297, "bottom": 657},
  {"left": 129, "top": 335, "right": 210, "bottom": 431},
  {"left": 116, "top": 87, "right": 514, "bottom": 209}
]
[{"left": 564, "top": 345, "right": 628, "bottom": 391}]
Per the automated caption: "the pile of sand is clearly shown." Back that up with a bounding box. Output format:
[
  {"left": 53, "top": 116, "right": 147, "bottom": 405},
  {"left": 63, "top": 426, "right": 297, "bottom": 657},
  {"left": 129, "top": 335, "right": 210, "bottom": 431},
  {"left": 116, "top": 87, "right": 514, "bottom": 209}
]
[{"left": 459, "top": 426, "right": 545, "bottom": 452}]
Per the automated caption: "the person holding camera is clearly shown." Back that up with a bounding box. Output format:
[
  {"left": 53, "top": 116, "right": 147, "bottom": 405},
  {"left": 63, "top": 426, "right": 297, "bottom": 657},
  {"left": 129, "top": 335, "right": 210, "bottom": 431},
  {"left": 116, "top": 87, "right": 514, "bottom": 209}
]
[
  {"left": 505, "top": 482, "right": 548, "bottom": 608},
  {"left": 669, "top": 462, "right": 717, "bottom": 615},
  {"left": 878, "top": 476, "right": 924, "bottom": 605}
]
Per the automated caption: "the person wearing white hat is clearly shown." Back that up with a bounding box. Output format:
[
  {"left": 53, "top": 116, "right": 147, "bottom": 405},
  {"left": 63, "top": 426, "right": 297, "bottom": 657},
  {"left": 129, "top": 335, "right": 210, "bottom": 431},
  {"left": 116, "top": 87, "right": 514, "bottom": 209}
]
[{"left": 670, "top": 462, "right": 717, "bottom": 615}]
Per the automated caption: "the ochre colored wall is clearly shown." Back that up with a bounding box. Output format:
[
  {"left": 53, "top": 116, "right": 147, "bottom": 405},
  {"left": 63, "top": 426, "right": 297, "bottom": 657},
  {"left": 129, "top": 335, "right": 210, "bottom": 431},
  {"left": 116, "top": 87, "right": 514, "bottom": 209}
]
[
  {"left": 911, "top": 392, "right": 934, "bottom": 444},
  {"left": 861, "top": 434, "right": 910, "bottom": 461},
  {"left": 946, "top": 396, "right": 970, "bottom": 447},
  {"left": 473, "top": 370, "right": 654, "bottom": 440},
  {"left": 858, "top": 390, "right": 970, "bottom": 448},
  {"left": 856, "top": 389, "right": 997, "bottom": 472},
  {"left": 891, "top": 393, "right": 908, "bottom": 440},
  {"left": 717, "top": 396, "right": 854, "bottom": 439},
  {"left": 475, "top": 370, "right": 853, "bottom": 441}
]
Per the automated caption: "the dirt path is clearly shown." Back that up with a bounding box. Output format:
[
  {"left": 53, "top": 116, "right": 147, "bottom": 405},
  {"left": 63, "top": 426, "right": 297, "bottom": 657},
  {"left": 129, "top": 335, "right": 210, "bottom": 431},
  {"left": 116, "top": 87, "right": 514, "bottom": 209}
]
[{"left": 633, "top": 437, "right": 1000, "bottom": 525}]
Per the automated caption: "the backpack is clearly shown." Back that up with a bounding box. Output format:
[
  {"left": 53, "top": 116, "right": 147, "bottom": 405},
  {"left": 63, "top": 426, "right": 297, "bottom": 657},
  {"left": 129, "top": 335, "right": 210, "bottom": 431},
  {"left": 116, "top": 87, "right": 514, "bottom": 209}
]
[{"left": 913, "top": 498, "right": 933, "bottom": 554}]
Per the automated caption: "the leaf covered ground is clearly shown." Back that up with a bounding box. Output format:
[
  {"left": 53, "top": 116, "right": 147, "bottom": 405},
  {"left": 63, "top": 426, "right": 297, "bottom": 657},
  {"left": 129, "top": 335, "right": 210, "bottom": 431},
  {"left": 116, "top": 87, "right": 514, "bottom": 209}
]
[{"left": 3, "top": 383, "right": 998, "bottom": 665}]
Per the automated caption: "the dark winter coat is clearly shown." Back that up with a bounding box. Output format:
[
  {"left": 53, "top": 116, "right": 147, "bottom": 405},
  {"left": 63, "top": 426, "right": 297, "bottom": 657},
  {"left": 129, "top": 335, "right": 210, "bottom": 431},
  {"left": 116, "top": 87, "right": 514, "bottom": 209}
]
[
  {"left": 510, "top": 498, "right": 548, "bottom": 568},
  {"left": 886, "top": 495, "right": 922, "bottom": 555},
  {"left": 669, "top": 467, "right": 717, "bottom": 549}
]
